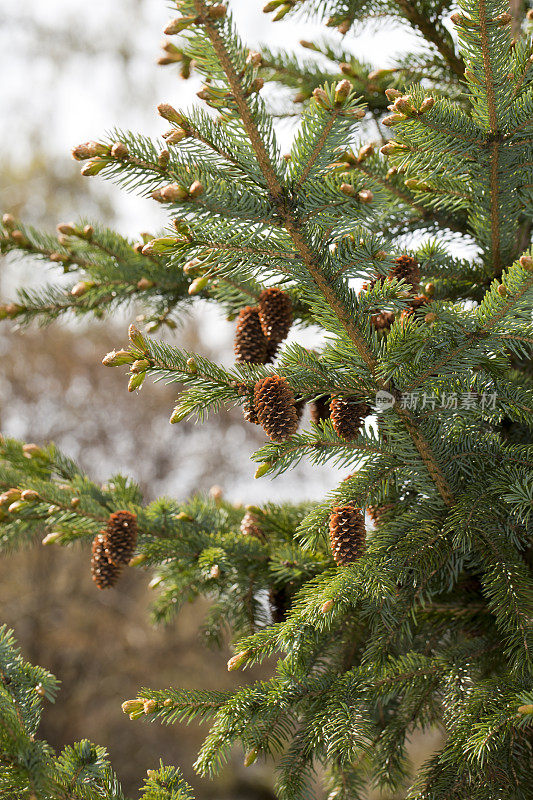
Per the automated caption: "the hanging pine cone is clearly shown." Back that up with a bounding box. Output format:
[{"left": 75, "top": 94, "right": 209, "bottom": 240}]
[
  {"left": 104, "top": 510, "right": 138, "bottom": 566},
  {"left": 269, "top": 584, "right": 292, "bottom": 623},
  {"left": 309, "top": 395, "right": 331, "bottom": 423},
  {"left": 330, "top": 397, "right": 369, "bottom": 440},
  {"left": 254, "top": 376, "right": 299, "bottom": 442},
  {"left": 367, "top": 503, "right": 394, "bottom": 526},
  {"left": 258, "top": 288, "right": 293, "bottom": 346},
  {"left": 234, "top": 306, "right": 268, "bottom": 364},
  {"left": 329, "top": 505, "right": 366, "bottom": 565},
  {"left": 240, "top": 509, "right": 265, "bottom": 540},
  {"left": 391, "top": 255, "right": 420, "bottom": 291},
  {"left": 91, "top": 534, "right": 122, "bottom": 589}
]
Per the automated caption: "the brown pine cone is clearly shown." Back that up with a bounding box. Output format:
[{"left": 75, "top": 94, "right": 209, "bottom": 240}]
[
  {"left": 91, "top": 534, "right": 122, "bottom": 589},
  {"left": 367, "top": 503, "right": 394, "bottom": 526},
  {"left": 391, "top": 255, "right": 420, "bottom": 291},
  {"left": 258, "top": 288, "right": 293, "bottom": 346},
  {"left": 234, "top": 306, "right": 268, "bottom": 364},
  {"left": 254, "top": 376, "right": 299, "bottom": 442},
  {"left": 329, "top": 505, "right": 366, "bottom": 565},
  {"left": 240, "top": 509, "right": 265, "bottom": 540},
  {"left": 330, "top": 397, "right": 369, "bottom": 440},
  {"left": 104, "top": 510, "right": 138, "bottom": 566},
  {"left": 309, "top": 395, "right": 331, "bottom": 423}
]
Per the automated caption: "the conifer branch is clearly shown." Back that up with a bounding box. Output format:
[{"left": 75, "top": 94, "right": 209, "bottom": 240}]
[{"left": 393, "top": 0, "right": 465, "bottom": 77}]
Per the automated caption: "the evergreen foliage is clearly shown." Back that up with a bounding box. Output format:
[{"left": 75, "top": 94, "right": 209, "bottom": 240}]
[{"left": 1, "top": 0, "right": 533, "bottom": 797}]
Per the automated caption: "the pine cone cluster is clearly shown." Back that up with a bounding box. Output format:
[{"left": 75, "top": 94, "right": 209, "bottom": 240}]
[
  {"left": 391, "top": 255, "right": 420, "bottom": 291},
  {"left": 234, "top": 288, "right": 292, "bottom": 367},
  {"left": 329, "top": 505, "right": 366, "bottom": 565},
  {"left": 91, "top": 534, "right": 122, "bottom": 589},
  {"left": 234, "top": 306, "right": 268, "bottom": 364},
  {"left": 254, "top": 376, "right": 299, "bottom": 441},
  {"left": 330, "top": 397, "right": 369, "bottom": 440},
  {"left": 370, "top": 310, "right": 395, "bottom": 331},
  {"left": 400, "top": 293, "right": 429, "bottom": 320},
  {"left": 309, "top": 395, "right": 331, "bottom": 423},
  {"left": 104, "top": 510, "right": 138, "bottom": 565}
]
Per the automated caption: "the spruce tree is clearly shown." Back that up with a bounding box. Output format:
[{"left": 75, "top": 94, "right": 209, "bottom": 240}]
[{"left": 1, "top": 0, "right": 533, "bottom": 797}]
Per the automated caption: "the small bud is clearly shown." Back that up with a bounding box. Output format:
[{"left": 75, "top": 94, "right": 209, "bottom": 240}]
[
  {"left": 517, "top": 704, "right": 533, "bottom": 714},
  {"left": 494, "top": 12, "right": 512, "bottom": 26},
  {"left": 164, "top": 16, "right": 198, "bottom": 35},
  {"left": 382, "top": 113, "right": 407, "bottom": 127},
  {"left": 312, "top": 87, "right": 330, "bottom": 109},
  {"left": 209, "top": 485, "right": 223, "bottom": 503},
  {"left": 161, "top": 183, "right": 188, "bottom": 202},
  {"left": 497, "top": 283, "right": 508, "bottom": 297},
  {"left": 368, "top": 68, "right": 395, "bottom": 82},
  {"left": 102, "top": 349, "right": 135, "bottom": 367},
  {"left": 263, "top": 0, "right": 285, "bottom": 11},
  {"left": 380, "top": 142, "right": 405, "bottom": 156},
  {"left": 35, "top": 684, "right": 46, "bottom": 697},
  {"left": 385, "top": 88, "right": 402, "bottom": 101},
  {"left": 188, "top": 180, "right": 204, "bottom": 198},
  {"left": 57, "top": 222, "right": 77, "bottom": 236},
  {"left": 128, "top": 373, "right": 145, "bottom": 392},
  {"left": 250, "top": 79, "right": 264, "bottom": 96},
  {"left": 227, "top": 650, "right": 250, "bottom": 671},
  {"left": 80, "top": 159, "right": 107, "bottom": 176},
  {"left": 419, "top": 97, "right": 435, "bottom": 114},
  {"left": 358, "top": 144, "right": 374, "bottom": 161},
  {"left": 143, "top": 699, "right": 157, "bottom": 714},
  {"left": 136, "top": 277, "right": 155, "bottom": 291},
  {"left": 244, "top": 749, "right": 259, "bottom": 767},
  {"left": 392, "top": 95, "right": 414, "bottom": 114},
  {"left": 71, "top": 497, "right": 80, "bottom": 508},
  {"left": 170, "top": 405, "right": 188, "bottom": 424},
  {"left": 186, "top": 357, "right": 197, "bottom": 373},
  {"left": 208, "top": 4, "right": 227, "bottom": 19},
  {"left": 165, "top": 128, "right": 188, "bottom": 144},
  {"left": 358, "top": 189, "right": 373, "bottom": 203},
  {"left": 254, "top": 462, "right": 272, "bottom": 479},
  {"left": 321, "top": 599, "right": 334, "bottom": 614},
  {"left": 121, "top": 699, "right": 144, "bottom": 715},
  {"left": 424, "top": 312, "right": 437, "bottom": 324},
  {"left": 158, "top": 149, "right": 170, "bottom": 168},
  {"left": 8, "top": 500, "right": 26, "bottom": 513},
  {"left": 129, "top": 553, "right": 146, "bottom": 567},
  {"left": 188, "top": 274, "right": 209, "bottom": 295},
  {"left": 519, "top": 254, "right": 533, "bottom": 272},
  {"left": 334, "top": 79, "right": 351, "bottom": 104},
  {"left": 71, "top": 141, "right": 108, "bottom": 160},
  {"left": 83, "top": 225, "right": 94, "bottom": 240},
  {"left": 0, "top": 489, "right": 21, "bottom": 506},
  {"left": 42, "top": 532, "right": 62, "bottom": 545},
  {"left": 247, "top": 51, "right": 262, "bottom": 67},
  {"left": 157, "top": 103, "right": 184, "bottom": 124},
  {"left": 21, "top": 490, "right": 39, "bottom": 502},
  {"left": 110, "top": 142, "right": 129, "bottom": 159},
  {"left": 10, "top": 230, "right": 27, "bottom": 245},
  {"left": 163, "top": 698, "right": 173, "bottom": 707},
  {"left": 210, "top": 564, "right": 220, "bottom": 578},
  {"left": 23, "top": 443, "right": 43, "bottom": 458},
  {"left": 71, "top": 281, "right": 94, "bottom": 297},
  {"left": 2, "top": 213, "right": 15, "bottom": 228},
  {"left": 425, "top": 283, "right": 435, "bottom": 297},
  {"left": 340, "top": 183, "right": 356, "bottom": 196},
  {"left": 131, "top": 359, "right": 150, "bottom": 374}
]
